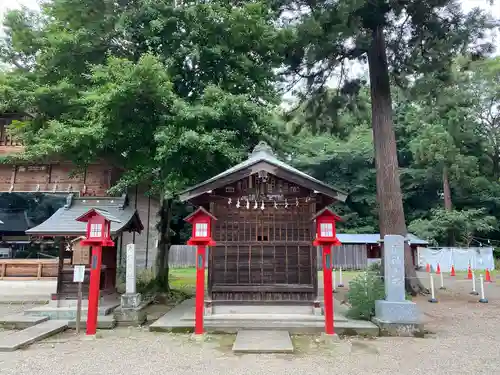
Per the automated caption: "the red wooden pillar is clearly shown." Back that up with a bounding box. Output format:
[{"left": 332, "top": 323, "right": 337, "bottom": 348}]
[
  {"left": 86, "top": 245, "right": 102, "bottom": 335},
  {"left": 322, "top": 244, "right": 334, "bottom": 335},
  {"left": 195, "top": 245, "right": 206, "bottom": 335}
]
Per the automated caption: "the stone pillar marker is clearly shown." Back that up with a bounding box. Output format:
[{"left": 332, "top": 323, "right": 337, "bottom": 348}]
[
  {"left": 121, "top": 243, "right": 142, "bottom": 308},
  {"left": 373, "top": 235, "right": 422, "bottom": 336}
]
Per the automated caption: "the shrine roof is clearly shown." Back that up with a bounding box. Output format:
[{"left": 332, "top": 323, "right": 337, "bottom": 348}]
[
  {"left": 26, "top": 194, "right": 143, "bottom": 237},
  {"left": 0, "top": 210, "right": 33, "bottom": 233},
  {"left": 179, "top": 141, "right": 348, "bottom": 202}
]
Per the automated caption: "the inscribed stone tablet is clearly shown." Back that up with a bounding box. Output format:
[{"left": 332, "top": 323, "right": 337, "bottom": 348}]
[{"left": 384, "top": 235, "right": 405, "bottom": 302}]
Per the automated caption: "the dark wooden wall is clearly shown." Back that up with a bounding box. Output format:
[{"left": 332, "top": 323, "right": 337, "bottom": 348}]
[{"left": 205, "top": 174, "right": 320, "bottom": 302}]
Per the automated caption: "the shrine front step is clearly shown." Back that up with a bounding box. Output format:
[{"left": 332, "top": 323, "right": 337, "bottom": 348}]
[
  {"left": 23, "top": 301, "right": 120, "bottom": 320},
  {"left": 232, "top": 330, "right": 294, "bottom": 354},
  {"left": 67, "top": 315, "right": 116, "bottom": 330},
  {"left": 211, "top": 304, "right": 315, "bottom": 316},
  {"left": 0, "top": 320, "right": 68, "bottom": 352},
  {"left": 203, "top": 313, "right": 348, "bottom": 323},
  {"left": 204, "top": 320, "right": 377, "bottom": 335},
  {"left": 0, "top": 314, "right": 49, "bottom": 330}
]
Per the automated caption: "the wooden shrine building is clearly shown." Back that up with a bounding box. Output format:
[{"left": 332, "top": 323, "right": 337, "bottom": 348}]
[
  {"left": 179, "top": 141, "right": 347, "bottom": 304},
  {"left": 26, "top": 194, "right": 143, "bottom": 300}
]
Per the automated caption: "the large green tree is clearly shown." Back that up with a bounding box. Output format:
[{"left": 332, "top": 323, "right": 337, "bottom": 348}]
[
  {"left": 0, "top": 0, "right": 285, "bottom": 288},
  {"left": 279, "top": 0, "right": 494, "bottom": 293}
]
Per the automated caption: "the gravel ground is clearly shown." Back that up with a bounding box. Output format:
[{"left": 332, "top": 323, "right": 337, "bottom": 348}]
[{"left": 0, "top": 274, "right": 498, "bottom": 375}]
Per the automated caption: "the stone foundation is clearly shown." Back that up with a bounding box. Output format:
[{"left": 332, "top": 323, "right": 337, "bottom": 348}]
[
  {"left": 114, "top": 300, "right": 151, "bottom": 326},
  {"left": 372, "top": 317, "right": 425, "bottom": 338}
]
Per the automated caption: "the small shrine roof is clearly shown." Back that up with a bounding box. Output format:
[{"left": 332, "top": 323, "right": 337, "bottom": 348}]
[
  {"left": 26, "top": 194, "right": 143, "bottom": 237},
  {"left": 179, "top": 141, "right": 348, "bottom": 202}
]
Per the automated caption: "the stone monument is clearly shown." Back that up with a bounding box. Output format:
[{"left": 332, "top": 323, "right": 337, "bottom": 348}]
[
  {"left": 372, "top": 235, "right": 423, "bottom": 337},
  {"left": 115, "top": 243, "right": 149, "bottom": 326},
  {"left": 121, "top": 244, "right": 142, "bottom": 308}
]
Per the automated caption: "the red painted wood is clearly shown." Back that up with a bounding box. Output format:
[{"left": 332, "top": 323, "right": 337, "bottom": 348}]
[
  {"left": 195, "top": 245, "right": 205, "bottom": 335},
  {"left": 322, "top": 245, "right": 334, "bottom": 335},
  {"left": 86, "top": 245, "right": 102, "bottom": 335}
]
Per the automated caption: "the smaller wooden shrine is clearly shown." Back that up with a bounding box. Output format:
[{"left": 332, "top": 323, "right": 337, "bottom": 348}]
[
  {"left": 26, "top": 194, "right": 143, "bottom": 300},
  {"left": 179, "top": 141, "right": 347, "bottom": 304}
]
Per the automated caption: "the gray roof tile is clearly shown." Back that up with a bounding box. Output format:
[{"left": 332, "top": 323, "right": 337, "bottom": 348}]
[
  {"left": 26, "top": 194, "right": 142, "bottom": 236},
  {"left": 179, "top": 141, "right": 347, "bottom": 202}
]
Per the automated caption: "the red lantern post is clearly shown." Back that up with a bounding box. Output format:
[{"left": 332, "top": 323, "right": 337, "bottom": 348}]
[
  {"left": 312, "top": 208, "right": 342, "bottom": 336},
  {"left": 184, "top": 207, "right": 217, "bottom": 335},
  {"left": 76, "top": 208, "right": 119, "bottom": 336}
]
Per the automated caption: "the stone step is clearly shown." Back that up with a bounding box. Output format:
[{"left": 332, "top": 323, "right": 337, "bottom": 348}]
[
  {"left": 67, "top": 315, "right": 116, "bottom": 330},
  {"left": 203, "top": 313, "right": 348, "bottom": 322},
  {"left": 212, "top": 304, "right": 313, "bottom": 315},
  {"left": 204, "top": 320, "right": 379, "bottom": 336},
  {"left": 232, "top": 330, "right": 294, "bottom": 354},
  {"left": 23, "top": 302, "right": 119, "bottom": 320},
  {"left": 0, "top": 314, "right": 49, "bottom": 330},
  {"left": 0, "top": 320, "right": 68, "bottom": 352}
]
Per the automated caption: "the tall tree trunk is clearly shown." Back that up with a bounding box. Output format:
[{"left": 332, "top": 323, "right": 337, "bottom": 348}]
[
  {"left": 155, "top": 196, "right": 173, "bottom": 290},
  {"left": 442, "top": 165, "right": 452, "bottom": 211},
  {"left": 367, "top": 25, "right": 426, "bottom": 295},
  {"left": 492, "top": 151, "right": 499, "bottom": 180}
]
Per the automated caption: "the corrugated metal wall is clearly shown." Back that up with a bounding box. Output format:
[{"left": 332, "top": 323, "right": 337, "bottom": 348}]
[
  {"left": 317, "top": 244, "right": 368, "bottom": 270},
  {"left": 168, "top": 244, "right": 369, "bottom": 270}
]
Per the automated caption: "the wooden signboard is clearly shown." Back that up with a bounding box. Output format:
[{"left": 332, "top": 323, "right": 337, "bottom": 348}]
[{"left": 72, "top": 242, "right": 90, "bottom": 265}]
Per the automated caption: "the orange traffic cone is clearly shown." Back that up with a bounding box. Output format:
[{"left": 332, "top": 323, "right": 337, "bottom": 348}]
[
  {"left": 436, "top": 264, "right": 441, "bottom": 275},
  {"left": 485, "top": 268, "right": 492, "bottom": 283},
  {"left": 450, "top": 265, "right": 456, "bottom": 277},
  {"left": 467, "top": 264, "right": 472, "bottom": 280},
  {"left": 426, "top": 263, "right": 430, "bottom": 273}
]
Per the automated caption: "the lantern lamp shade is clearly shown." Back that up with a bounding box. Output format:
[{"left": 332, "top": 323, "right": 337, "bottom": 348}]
[
  {"left": 311, "top": 207, "right": 342, "bottom": 246},
  {"left": 320, "top": 222, "right": 334, "bottom": 237},
  {"left": 184, "top": 207, "right": 217, "bottom": 246},
  {"left": 76, "top": 208, "right": 120, "bottom": 246}
]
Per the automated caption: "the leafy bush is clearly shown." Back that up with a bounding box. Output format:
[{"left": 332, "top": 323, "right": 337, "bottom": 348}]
[
  {"left": 367, "top": 261, "right": 382, "bottom": 273},
  {"left": 346, "top": 271, "right": 385, "bottom": 320}
]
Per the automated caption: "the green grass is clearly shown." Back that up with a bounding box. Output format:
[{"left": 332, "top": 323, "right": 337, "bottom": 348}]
[
  {"left": 169, "top": 268, "right": 365, "bottom": 291},
  {"left": 169, "top": 268, "right": 202, "bottom": 291}
]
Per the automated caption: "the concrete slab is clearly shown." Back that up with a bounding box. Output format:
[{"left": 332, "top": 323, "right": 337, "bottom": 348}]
[
  {"left": 212, "top": 304, "right": 313, "bottom": 315},
  {"left": 0, "top": 280, "right": 56, "bottom": 304},
  {"left": 67, "top": 315, "right": 116, "bottom": 330},
  {"left": 0, "top": 314, "right": 49, "bottom": 330},
  {"left": 0, "top": 320, "right": 68, "bottom": 352},
  {"left": 149, "top": 299, "right": 194, "bottom": 333},
  {"left": 203, "top": 313, "right": 348, "bottom": 322},
  {"left": 232, "top": 330, "right": 294, "bottom": 354},
  {"left": 23, "top": 301, "right": 120, "bottom": 320},
  {"left": 149, "top": 298, "right": 378, "bottom": 336}
]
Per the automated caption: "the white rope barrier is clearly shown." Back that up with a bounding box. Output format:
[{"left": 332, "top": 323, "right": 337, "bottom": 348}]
[
  {"left": 332, "top": 269, "right": 336, "bottom": 293},
  {"left": 470, "top": 271, "right": 479, "bottom": 296},
  {"left": 479, "top": 274, "right": 488, "bottom": 304},
  {"left": 439, "top": 271, "right": 446, "bottom": 290},
  {"left": 337, "top": 266, "right": 344, "bottom": 287},
  {"left": 428, "top": 273, "right": 438, "bottom": 303}
]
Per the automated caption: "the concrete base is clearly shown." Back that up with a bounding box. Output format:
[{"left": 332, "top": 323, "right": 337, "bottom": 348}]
[
  {"left": 23, "top": 301, "right": 120, "bottom": 320},
  {"left": 114, "top": 300, "right": 151, "bottom": 326},
  {"left": 232, "top": 330, "right": 294, "bottom": 354},
  {"left": 374, "top": 300, "right": 420, "bottom": 324},
  {"left": 372, "top": 317, "right": 425, "bottom": 338},
  {"left": 319, "top": 332, "right": 340, "bottom": 346},
  {"left": 121, "top": 293, "right": 142, "bottom": 308},
  {"left": 149, "top": 298, "right": 380, "bottom": 336},
  {"left": 0, "top": 320, "right": 68, "bottom": 351},
  {"left": 190, "top": 333, "right": 207, "bottom": 342},
  {"left": 0, "top": 314, "right": 49, "bottom": 330},
  {"left": 67, "top": 315, "right": 116, "bottom": 330}
]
